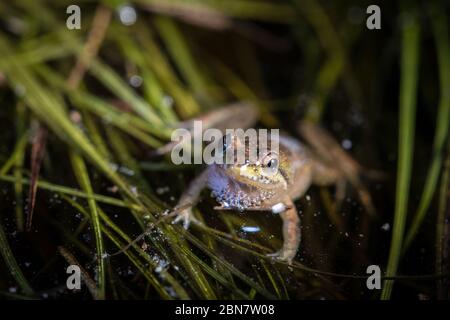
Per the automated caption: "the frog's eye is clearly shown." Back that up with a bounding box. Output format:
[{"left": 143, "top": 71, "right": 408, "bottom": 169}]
[{"left": 261, "top": 153, "right": 279, "bottom": 176}]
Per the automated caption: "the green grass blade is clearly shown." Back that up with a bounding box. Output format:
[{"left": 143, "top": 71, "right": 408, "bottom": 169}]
[
  {"left": 403, "top": 5, "right": 450, "bottom": 251},
  {"left": 0, "top": 35, "right": 142, "bottom": 205},
  {"left": 0, "top": 175, "right": 143, "bottom": 211},
  {"left": 13, "top": 104, "right": 28, "bottom": 232},
  {"left": 62, "top": 196, "right": 177, "bottom": 299},
  {"left": 0, "top": 221, "right": 34, "bottom": 296},
  {"left": 181, "top": 229, "right": 276, "bottom": 299},
  {"left": 436, "top": 141, "right": 450, "bottom": 298},
  {"left": 34, "top": 64, "right": 168, "bottom": 144},
  {"left": 133, "top": 27, "right": 201, "bottom": 118},
  {"left": 155, "top": 16, "right": 211, "bottom": 102},
  {"left": 88, "top": 60, "right": 167, "bottom": 129},
  {"left": 136, "top": 0, "right": 296, "bottom": 23},
  {"left": 0, "top": 132, "right": 28, "bottom": 176}
]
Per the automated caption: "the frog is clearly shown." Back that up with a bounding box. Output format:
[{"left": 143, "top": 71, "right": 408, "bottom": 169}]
[{"left": 166, "top": 101, "right": 375, "bottom": 264}]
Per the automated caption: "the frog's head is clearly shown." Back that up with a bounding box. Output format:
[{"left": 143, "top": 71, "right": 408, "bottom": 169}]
[{"left": 208, "top": 132, "right": 288, "bottom": 211}]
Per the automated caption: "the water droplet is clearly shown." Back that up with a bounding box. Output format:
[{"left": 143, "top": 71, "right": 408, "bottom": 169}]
[
  {"left": 341, "top": 139, "right": 353, "bottom": 150},
  {"left": 70, "top": 110, "right": 82, "bottom": 123},
  {"left": 241, "top": 225, "right": 261, "bottom": 233},
  {"left": 119, "top": 166, "right": 135, "bottom": 176},
  {"left": 156, "top": 186, "right": 170, "bottom": 195},
  {"left": 14, "top": 84, "right": 26, "bottom": 96},
  {"left": 107, "top": 185, "right": 119, "bottom": 193},
  {"left": 162, "top": 95, "right": 174, "bottom": 108},
  {"left": 109, "top": 163, "right": 119, "bottom": 172},
  {"left": 129, "top": 75, "right": 142, "bottom": 87}
]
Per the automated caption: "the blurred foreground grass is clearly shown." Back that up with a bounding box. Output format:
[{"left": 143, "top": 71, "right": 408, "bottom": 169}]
[{"left": 0, "top": 0, "right": 448, "bottom": 300}]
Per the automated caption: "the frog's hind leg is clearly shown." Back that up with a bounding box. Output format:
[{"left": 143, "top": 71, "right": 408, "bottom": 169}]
[
  {"left": 310, "top": 159, "right": 348, "bottom": 212},
  {"left": 187, "top": 101, "right": 259, "bottom": 133},
  {"left": 155, "top": 102, "right": 259, "bottom": 155},
  {"left": 227, "top": 197, "right": 301, "bottom": 264},
  {"left": 299, "top": 121, "right": 376, "bottom": 216},
  {"left": 173, "top": 168, "right": 210, "bottom": 229}
]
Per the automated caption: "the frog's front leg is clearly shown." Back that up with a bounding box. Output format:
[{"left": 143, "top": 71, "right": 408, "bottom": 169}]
[
  {"left": 268, "top": 197, "right": 300, "bottom": 264},
  {"left": 173, "top": 168, "right": 210, "bottom": 229}
]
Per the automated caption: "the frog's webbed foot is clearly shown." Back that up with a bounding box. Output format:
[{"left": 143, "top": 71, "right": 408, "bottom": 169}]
[
  {"left": 267, "top": 249, "right": 297, "bottom": 265},
  {"left": 153, "top": 102, "right": 259, "bottom": 156},
  {"left": 268, "top": 198, "right": 301, "bottom": 265},
  {"left": 172, "top": 207, "right": 201, "bottom": 230},
  {"left": 299, "top": 121, "right": 378, "bottom": 216},
  {"left": 172, "top": 169, "right": 210, "bottom": 229}
]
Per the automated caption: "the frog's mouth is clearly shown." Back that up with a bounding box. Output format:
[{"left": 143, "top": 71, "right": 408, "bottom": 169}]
[
  {"left": 225, "top": 165, "right": 287, "bottom": 190},
  {"left": 237, "top": 170, "right": 277, "bottom": 186}
]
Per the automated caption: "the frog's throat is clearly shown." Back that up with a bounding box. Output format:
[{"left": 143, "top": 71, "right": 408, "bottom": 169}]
[
  {"left": 208, "top": 168, "right": 278, "bottom": 211},
  {"left": 211, "top": 185, "right": 276, "bottom": 211}
]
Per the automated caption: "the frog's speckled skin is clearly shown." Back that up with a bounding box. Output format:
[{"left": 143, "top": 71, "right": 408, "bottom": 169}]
[{"left": 172, "top": 102, "right": 372, "bottom": 264}]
